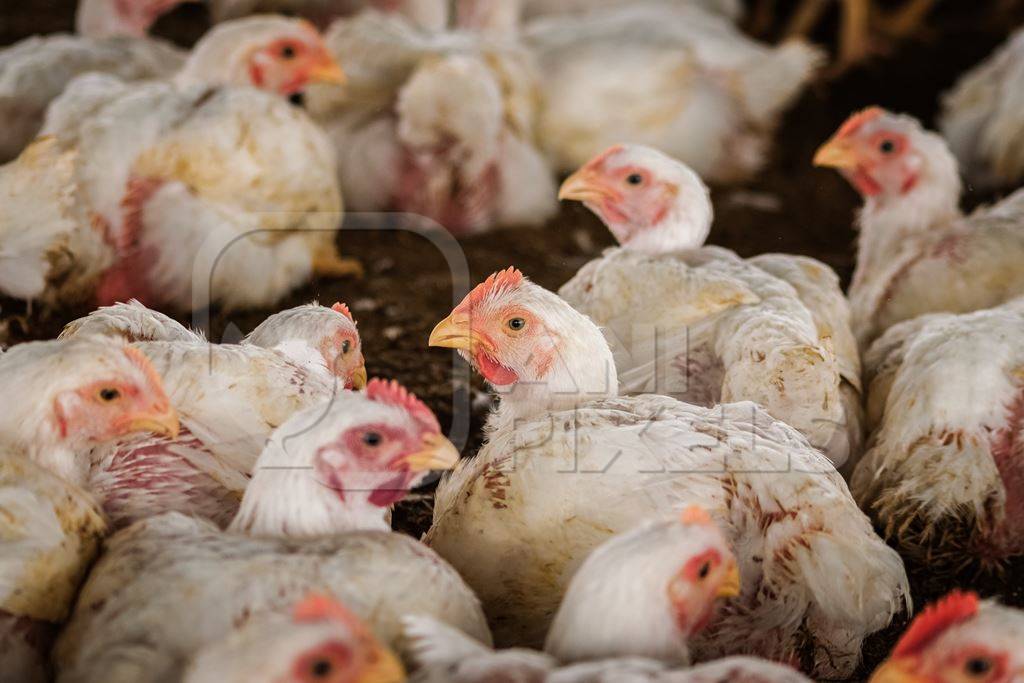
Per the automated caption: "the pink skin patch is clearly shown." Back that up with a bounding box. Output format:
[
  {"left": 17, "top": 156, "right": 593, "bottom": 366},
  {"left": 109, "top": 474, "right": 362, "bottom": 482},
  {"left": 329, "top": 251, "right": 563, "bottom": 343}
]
[
  {"left": 475, "top": 348, "right": 519, "bottom": 386},
  {"left": 96, "top": 176, "right": 164, "bottom": 306},
  {"left": 395, "top": 149, "right": 501, "bottom": 236},
  {"left": 315, "top": 422, "right": 419, "bottom": 508},
  {"left": 985, "top": 389, "right": 1024, "bottom": 556}
]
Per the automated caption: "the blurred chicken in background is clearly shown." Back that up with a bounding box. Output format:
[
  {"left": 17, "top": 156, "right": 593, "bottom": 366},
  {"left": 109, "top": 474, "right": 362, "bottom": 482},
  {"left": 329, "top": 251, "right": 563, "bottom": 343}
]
[{"left": 307, "top": 10, "right": 557, "bottom": 236}]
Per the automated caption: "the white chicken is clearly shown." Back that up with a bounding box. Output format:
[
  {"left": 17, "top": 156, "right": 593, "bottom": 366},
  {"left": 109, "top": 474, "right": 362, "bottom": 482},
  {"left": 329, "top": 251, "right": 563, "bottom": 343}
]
[
  {"left": 815, "top": 106, "right": 1024, "bottom": 347},
  {"left": 1, "top": 16, "right": 353, "bottom": 311},
  {"left": 0, "top": 337, "right": 179, "bottom": 682},
  {"left": 208, "top": 0, "right": 449, "bottom": 31},
  {"left": 850, "top": 297, "right": 1024, "bottom": 567},
  {"left": 940, "top": 27, "right": 1024, "bottom": 190},
  {"left": 557, "top": 145, "right": 862, "bottom": 470},
  {"left": 426, "top": 268, "right": 909, "bottom": 679},
  {"left": 519, "top": 1, "right": 823, "bottom": 183},
  {"left": 868, "top": 591, "right": 1024, "bottom": 683},
  {"left": 55, "top": 380, "right": 487, "bottom": 682},
  {"left": 0, "top": 33, "right": 183, "bottom": 163},
  {"left": 183, "top": 594, "right": 406, "bottom": 683},
  {"left": 0, "top": 454, "right": 107, "bottom": 683},
  {"left": 0, "top": 336, "right": 180, "bottom": 484},
  {"left": 58, "top": 301, "right": 369, "bottom": 528},
  {"left": 307, "top": 11, "right": 557, "bottom": 235}
]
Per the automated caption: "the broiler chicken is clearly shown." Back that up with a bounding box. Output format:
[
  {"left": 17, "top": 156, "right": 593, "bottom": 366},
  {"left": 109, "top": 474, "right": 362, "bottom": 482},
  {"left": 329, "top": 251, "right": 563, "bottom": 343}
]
[
  {"left": 0, "top": 337, "right": 180, "bottom": 682},
  {"left": 183, "top": 594, "right": 406, "bottom": 683},
  {"left": 815, "top": 106, "right": 1024, "bottom": 347},
  {"left": 520, "top": 1, "right": 824, "bottom": 183},
  {"left": 868, "top": 591, "right": 1024, "bottom": 683},
  {"left": 209, "top": 0, "right": 448, "bottom": 30},
  {"left": 0, "top": 336, "right": 180, "bottom": 484},
  {"left": 0, "top": 33, "right": 184, "bottom": 163},
  {"left": 0, "top": 14, "right": 342, "bottom": 163},
  {"left": 940, "top": 27, "right": 1024, "bottom": 190},
  {"left": 0, "top": 454, "right": 106, "bottom": 683},
  {"left": 55, "top": 380, "right": 488, "bottom": 682},
  {"left": 404, "top": 508, "right": 786, "bottom": 683},
  {"left": 426, "top": 268, "right": 909, "bottom": 679},
  {"left": 58, "top": 300, "right": 367, "bottom": 528},
  {"left": 306, "top": 11, "right": 557, "bottom": 235},
  {"left": 851, "top": 297, "right": 1024, "bottom": 567},
  {"left": 558, "top": 145, "right": 863, "bottom": 470}
]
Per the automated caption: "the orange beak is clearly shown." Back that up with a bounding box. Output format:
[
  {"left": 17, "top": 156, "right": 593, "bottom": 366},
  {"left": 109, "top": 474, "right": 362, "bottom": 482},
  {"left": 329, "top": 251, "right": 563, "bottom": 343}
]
[
  {"left": 868, "top": 658, "right": 928, "bottom": 683},
  {"left": 308, "top": 49, "right": 346, "bottom": 86},
  {"left": 356, "top": 645, "right": 406, "bottom": 683},
  {"left": 350, "top": 359, "right": 368, "bottom": 390},
  {"left": 558, "top": 167, "right": 621, "bottom": 204},
  {"left": 717, "top": 563, "right": 741, "bottom": 599},
  {"left": 399, "top": 432, "right": 461, "bottom": 471},
  {"left": 813, "top": 136, "right": 860, "bottom": 170},
  {"left": 428, "top": 312, "right": 495, "bottom": 356},
  {"left": 126, "top": 405, "right": 180, "bottom": 439}
]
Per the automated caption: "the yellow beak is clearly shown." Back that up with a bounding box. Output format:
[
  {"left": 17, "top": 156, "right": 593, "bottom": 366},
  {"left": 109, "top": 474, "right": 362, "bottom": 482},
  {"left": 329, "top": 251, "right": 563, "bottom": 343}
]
[
  {"left": 128, "top": 407, "right": 180, "bottom": 439},
  {"left": 401, "top": 432, "right": 461, "bottom": 471},
  {"left": 868, "top": 658, "right": 927, "bottom": 683},
  {"left": 813, "top": 137, "right": 859, "bottom": 169},
  {"left": 558, "top": 168, "right": 618, "bottom": 203},
  {"left": 309, "top": 53, "right": 347, "bottom": 86},
  {"left": 350, "top": 363, "right": 368, "bottom": 390},
  {"left": 357, "top": 646, "right": 406, "bottom": 683},
  {"left": 428, "top": 312, "right": 488, "bottom": 354},
  {"left": 716, "top": 563, "right": 741, "bottom": 599}
]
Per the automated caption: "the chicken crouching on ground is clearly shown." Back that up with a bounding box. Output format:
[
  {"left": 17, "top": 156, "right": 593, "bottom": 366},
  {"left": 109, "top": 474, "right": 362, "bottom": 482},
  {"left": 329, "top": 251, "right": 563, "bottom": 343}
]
[
  {"left": 404, "top": 510, "right": 807, "bottom": 682},
  {"left": 558, "top": 144, "right": 863, "bottom": 470},
  {"left": 0, "top": 15, "right": 343, "bottom": 164},
  {"left": 308, "top": 12, "right": 557, "bottom": 236},
  {"left": 520, "top": 1, "right": 823, "bottom": 183},
  {"left": 852, "top": 298, "right": 1024, "bottom": 568},
  {"left": 815, "top": 106, "right": 1024, "bottom": 347},
  {"left": 58, "top": 301, "right": 368, "bottom": 528},
  {"left": 55, "top": 380, "right": 487, "bottom": 682},
  {"left": 426, "top": 267, "right": 909, "bottom": 679},
  {"left": 0, "top": 337, "right": 180, "bottom": 682}
]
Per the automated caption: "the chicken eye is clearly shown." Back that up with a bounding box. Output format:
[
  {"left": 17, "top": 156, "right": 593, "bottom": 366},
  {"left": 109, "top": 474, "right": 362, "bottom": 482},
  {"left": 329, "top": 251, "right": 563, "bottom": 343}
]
[
  {"left": 362, "top": 431, "right": 383, "bottom": 447},
  {"left": 507, "top": 317, "right": 526, "bottom": 331},
  {"left": 281, "top": 44, "right": 297, "bottom": 59},
  {"left": 879, "top": 139, "right": 896, "bottom": 154},
  {"left": 626, "top": 173, "right": 644, "bottom": 185},
  {"left": 98, "top": 388, "right": 121, "bottom": 402},
  {"left": 341, "top": 340, "right": 351, "bottom": 354},
  {"left": 309, "top": 658, "right": 333, "bottom": 678},
  {"left": 697, "top": 561, "right": 711, "bottom": 579},
  {"left": 964, "top": 657, "right": 993, "bottom": 677}
]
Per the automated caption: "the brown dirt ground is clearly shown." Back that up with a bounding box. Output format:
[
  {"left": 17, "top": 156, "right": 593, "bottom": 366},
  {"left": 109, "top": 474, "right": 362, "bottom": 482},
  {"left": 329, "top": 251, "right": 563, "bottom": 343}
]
[{"left": 3, "top": 1, "right": 1024, "bottom": 679}]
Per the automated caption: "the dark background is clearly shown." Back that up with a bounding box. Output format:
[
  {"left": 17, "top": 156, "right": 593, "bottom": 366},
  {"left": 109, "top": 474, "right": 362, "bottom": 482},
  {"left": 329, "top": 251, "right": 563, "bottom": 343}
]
[{"left": 3, "top": 1, "right": 1024, "bottom": 678}]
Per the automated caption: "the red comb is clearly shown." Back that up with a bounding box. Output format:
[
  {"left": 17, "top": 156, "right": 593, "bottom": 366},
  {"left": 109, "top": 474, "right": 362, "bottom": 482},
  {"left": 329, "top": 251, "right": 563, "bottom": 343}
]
[
  {"left": 836, "top": 106, "right": 884, "bottom": 138},
  {"left": 680, "top": 506, "right": 713, "bottom": 525},
  {"left": 331, "top": 302, "right": 354, "bottom": 322},
  {"left": 293, "top": 593, "right": 357, "bottom": 624},
  {"left": 892, "top": 590, "right": 979, "bottom": 658},
  {"left": 122, "top": 346, "right": 166, "bottom": 395},
  {"left": 454, "top": 267, "right": 525, "bottom": 313},
  {"left": 366, "top": 378, "right": 440, "bottom": 435}
]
